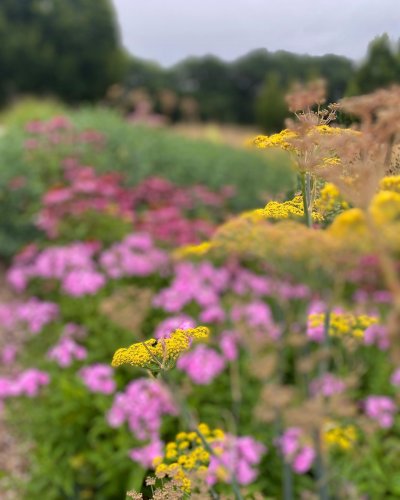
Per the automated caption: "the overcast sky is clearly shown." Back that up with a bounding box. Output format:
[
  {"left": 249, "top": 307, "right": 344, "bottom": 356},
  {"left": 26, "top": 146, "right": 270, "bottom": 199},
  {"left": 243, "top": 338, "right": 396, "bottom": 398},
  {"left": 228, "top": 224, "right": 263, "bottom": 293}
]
[{"left": 111, "top": 0, "right": 400, "bottom": 66}]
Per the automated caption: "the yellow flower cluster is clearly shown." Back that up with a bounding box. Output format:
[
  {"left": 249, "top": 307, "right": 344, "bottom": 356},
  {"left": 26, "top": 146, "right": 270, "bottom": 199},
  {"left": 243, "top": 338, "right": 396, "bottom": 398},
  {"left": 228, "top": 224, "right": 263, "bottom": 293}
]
[
  {"left": 309, "top": 311, "right": 377, "bottom": 339},
  {"left": 314, "top": 182, "right": 349, "bottom": 215},
  {"left": 153, "top": 423, "right": 225, "bottom": 492},
  {"left": 323, "top": 422, "right": 357, "bottom": 451},
  {"left": 242, "top": 196, "right": 323, "bottom": 223},
  {"left": 111, "top": 326, "right": 209, "bottom": 371},
  {"left": 380, "top": 175, "right": 400, "bottom": 193},
  {"left": 252, "top": 129, "right": 298, "bottom": 151},
  {"left": 173, "top": 242, "right": 213, "bottom": 259}
]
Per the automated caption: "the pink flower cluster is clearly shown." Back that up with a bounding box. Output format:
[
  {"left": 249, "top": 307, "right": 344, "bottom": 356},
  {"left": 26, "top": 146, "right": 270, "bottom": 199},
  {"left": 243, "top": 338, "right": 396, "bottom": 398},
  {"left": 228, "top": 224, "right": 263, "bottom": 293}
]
[
  {"left": 100, "top": 233, "right": 168, "bottom": 278},
  {"left": 129, "top": 440, "right": 164, "bottom": 469},
  {"left": 8, "top": 234, "right": 169, "bottom": 297},
  {"left": 107, "top": 378, "right": 177, "bottom": 441},
  {"left": 37, "top": 162, "right": 134, "bottom": 238},
  {"left": 48, "top": 337, "right": 87, "bottom": 367},
  {"left": 0, "top": 369, "right": 50, "bottom": 401},
  {"left": 153, "top": 261, "right": 230, "bottom": 313},
  {"left": 276, "top": 428, "right": 315, "bottom": 474},
  {"left": 310, "top": 373, "right": 346, "bottom": 397},
  {"left": 7, "top": 242, "right": 103, "bottom": 296},
  {"left": 24, "top": 116, "right": 105, "bottom": 152},
  {"left": 154, "top": 314, "right": 196, "bottom": 339},
  {"left": 79, "top": 364, "right": 116, "bottom": 395},
  {"left": 231, "top": 301, "right": 281, "bottom": 340},
  {"left": 364, "top": 324, "right": 389, "bottom": 350},
  {"left": 107, "top": 379, "right": 177, "bottom": 468},
  {"left": 207, "top": 435, "right": 266, "bottom": 486},
  {"left": 364, "top": 396, "right": 396, "bottom": 428},
  {"left": 177, "top": 345, "right": 226, "bottom": 384},
  {"left": 0, "top": 298, "right": 59, "bottom": 334}
]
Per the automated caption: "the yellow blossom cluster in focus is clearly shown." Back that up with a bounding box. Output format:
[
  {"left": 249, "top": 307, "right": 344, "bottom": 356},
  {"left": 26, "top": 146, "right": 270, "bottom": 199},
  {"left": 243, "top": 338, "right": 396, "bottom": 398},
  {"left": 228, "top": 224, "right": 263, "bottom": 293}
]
[
  {"left": 152, "top": 423, "right": 225, "bottom": 492},
  {"left": 111, "top": 326, "right": 209, "bottom": 371}
]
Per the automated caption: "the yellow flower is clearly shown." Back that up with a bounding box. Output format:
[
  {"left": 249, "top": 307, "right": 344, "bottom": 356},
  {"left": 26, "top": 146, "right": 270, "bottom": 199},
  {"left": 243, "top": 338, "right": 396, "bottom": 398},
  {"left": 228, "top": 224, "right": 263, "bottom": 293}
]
[
  {"left": 323, "top": 422, "right": 357, "bottom": 451},
  {"left": 151, "top": 424, "right": 225, "bottom": 493},
  {"left": 379, "top": 175, "right": 400, "bottom": 193},
  {"left": 244, "top": 195, "right": 324, "bottom": 223},
  {"left": 309, "top": 311, "right": 377, "bottom": 339},
  {"left": 174, "top": 241, "right": 213, "bottom": 259},
  {"left": 111, "top": 326, "right": 210, "bottom": 370},
  {"left": 251, "top": 129, "right": 298, "bottom": 151}
]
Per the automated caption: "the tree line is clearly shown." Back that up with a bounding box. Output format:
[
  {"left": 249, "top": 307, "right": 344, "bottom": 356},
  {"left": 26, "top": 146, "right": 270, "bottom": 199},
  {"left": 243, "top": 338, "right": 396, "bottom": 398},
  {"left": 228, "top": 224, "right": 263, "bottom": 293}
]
[{"left": 1, "top": 0, "right": 400, "bottom": 131}]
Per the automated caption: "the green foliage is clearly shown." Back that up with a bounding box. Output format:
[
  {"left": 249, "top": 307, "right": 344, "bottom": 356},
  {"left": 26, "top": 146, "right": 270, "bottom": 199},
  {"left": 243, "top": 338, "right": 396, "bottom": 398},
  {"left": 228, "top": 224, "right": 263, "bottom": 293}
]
[
  {"left": 255, "top": 73, "right": 289, "bottom": 133},
  {"left": 0, "top": 97, "right": 67, "bottom": 127},
  {"left": 347, "top": 34, "right": 400, "bottom": 96},
  {"left": 0, "top": 0, "right": 126, "bottom": 104}
]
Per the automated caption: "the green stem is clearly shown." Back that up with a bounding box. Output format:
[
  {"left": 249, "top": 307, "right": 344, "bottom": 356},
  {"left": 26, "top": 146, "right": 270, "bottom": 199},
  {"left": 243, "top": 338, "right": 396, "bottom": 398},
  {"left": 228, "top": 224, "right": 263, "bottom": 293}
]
[
  {"left": 301, "top": 172, "right": 312, "bottom": 228},
  {"left": 314, "top": 309, "right": 331, "bottom": 500}
]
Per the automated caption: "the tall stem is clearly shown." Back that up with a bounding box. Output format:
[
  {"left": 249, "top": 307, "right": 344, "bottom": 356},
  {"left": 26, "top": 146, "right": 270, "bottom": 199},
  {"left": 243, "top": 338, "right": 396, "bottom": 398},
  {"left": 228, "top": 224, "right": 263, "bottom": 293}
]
[
  {"left": 314, "top": 309, "right": 331, "bottom": 500},
  {"left": 301, "top": 172, "right": 312, "bottom": 228}
]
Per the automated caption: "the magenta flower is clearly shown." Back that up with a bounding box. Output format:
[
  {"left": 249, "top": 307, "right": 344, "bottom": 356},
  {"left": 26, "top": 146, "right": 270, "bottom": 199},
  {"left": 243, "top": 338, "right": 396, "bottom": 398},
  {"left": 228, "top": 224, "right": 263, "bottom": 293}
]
[
  {"left": 207, "top": 434, "right": 266, "bottom": 486},
  {"left": 177, "top": 345, "right": 226, "bottom": 384},
  {"left": 47, "top": 337, "right": 87, "bottom": 367},
  {"left": 276, "top": 427, "right": 315, "bottom": 474},
  {"left": 79, "top": 364, "right": 116, "bottom": 394},
  {"left": 365, "top": 396, "right": 396, "bottom": 428},
  {"left": 129, "top": 440, "right": 163, "bottom": 469},
  {"left": 107, "top": 379, "right": 177, "bottom": 441}
]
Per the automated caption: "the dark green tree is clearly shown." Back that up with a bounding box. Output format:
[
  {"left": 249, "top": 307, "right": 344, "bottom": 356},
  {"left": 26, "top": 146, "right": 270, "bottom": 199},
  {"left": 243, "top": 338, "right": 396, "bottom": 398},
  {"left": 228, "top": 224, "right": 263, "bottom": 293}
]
[
  {"left": 347, "top": 34, "right": 400, "bottom": 95},
  {"left": 0, "top": 0, "right": 126, "bottom": 104},
  {"left": 255, "top": 73, "right": 288, "bottom": 132}
]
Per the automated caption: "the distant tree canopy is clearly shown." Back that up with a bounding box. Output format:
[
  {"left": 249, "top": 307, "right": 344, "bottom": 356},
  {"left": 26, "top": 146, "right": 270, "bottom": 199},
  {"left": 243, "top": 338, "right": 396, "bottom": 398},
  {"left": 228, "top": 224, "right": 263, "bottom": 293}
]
[
  {"left": 0, "top": 0, "right": 126, "bottom": 104},
  {"left": 121, "top": 49, "right": 355, "bottom": 130},
  {"left": 1, "top": 8, "right": 400, "bottom": 133},
  {"left": 347, "top": 34, "right": 400, "bottom": 96}
]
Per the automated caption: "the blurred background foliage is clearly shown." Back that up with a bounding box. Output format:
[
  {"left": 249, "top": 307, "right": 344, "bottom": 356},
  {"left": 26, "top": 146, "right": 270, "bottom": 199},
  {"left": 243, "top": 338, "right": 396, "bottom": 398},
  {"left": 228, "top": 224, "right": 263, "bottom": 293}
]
[{"left": 0, "top": 1, "right": 400, "bottom": 132}]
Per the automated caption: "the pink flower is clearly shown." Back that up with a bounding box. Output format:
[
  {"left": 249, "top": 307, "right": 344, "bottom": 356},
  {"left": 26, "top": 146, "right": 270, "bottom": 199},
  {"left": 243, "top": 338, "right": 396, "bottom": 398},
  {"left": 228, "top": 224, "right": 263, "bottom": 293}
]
[
  {"left": 177, "top": 345, "right": 226, "bottom": 385},
  {"left": 391, "top": 368, "right": 400, "bottom": 387},
  {"left": 154, "top": 315, "right": 195, "bottom": 339},
  {"left": 62, "top": 270, "right": 105, "bottom": 296},
  {"left": 292, "top": 446, "right": 316, "bottom": 474},
  {"left": 47, "top": 337, "right": 87, "bottom": 367},
  {"left": 219, "top": 331, "right": 239, "bottom": 361},
  {"left": 0, "top": 369, "right": 50, "bottom": 399},
  {"left": 365, "top": 396, "right": 396, "bottom": 428},
  {"left": 364, "top": 324, "right": 389, "bottom": 350},
  {"left": 129, "top": 440, "right": 163, "bottom": 468},
  {"left": 207, "top": 434, "right": 266, "bottom": 486},
  {"left": 79, "top": 364, "right": 116, "bottom": 394},
  {"left": 276, "top": 428, "right": 315, "bottom": 474},
  {"left": 107, "top": 379, "right": 177, "bottom": 441},
  {"left": 1, "top": 344, "right": 18, "bottom": 365},
  {"left": 310, "top": 374, "right": 345, "bottom": 397}
]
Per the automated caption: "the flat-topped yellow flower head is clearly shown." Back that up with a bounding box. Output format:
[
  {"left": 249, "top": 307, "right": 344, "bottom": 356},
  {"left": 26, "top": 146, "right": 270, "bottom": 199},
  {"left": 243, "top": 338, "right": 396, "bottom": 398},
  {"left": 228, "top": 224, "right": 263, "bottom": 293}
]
[{"left": 111, "top": 326, "right": 210, "bottom": 372}]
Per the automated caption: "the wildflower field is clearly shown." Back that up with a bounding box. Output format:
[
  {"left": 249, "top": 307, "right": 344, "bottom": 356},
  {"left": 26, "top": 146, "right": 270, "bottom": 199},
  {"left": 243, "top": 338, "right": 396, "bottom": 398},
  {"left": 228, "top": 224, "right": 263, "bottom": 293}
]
[{"left": 2, "top": 83, "right": 400, "bottom": 500}]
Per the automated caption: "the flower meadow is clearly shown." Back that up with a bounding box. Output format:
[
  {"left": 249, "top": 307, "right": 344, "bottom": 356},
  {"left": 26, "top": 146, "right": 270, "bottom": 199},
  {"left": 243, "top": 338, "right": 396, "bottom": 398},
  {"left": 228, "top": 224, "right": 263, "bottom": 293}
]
[{"left": 2, "top": 84, "right": 400, "bottom": 499}]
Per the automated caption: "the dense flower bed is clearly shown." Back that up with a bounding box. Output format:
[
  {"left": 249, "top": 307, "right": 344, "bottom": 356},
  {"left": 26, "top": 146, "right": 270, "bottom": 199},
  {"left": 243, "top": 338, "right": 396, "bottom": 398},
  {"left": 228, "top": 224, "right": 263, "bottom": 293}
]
[{"left": 2, "top": 84, "right": 400, "bottom": 499}]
